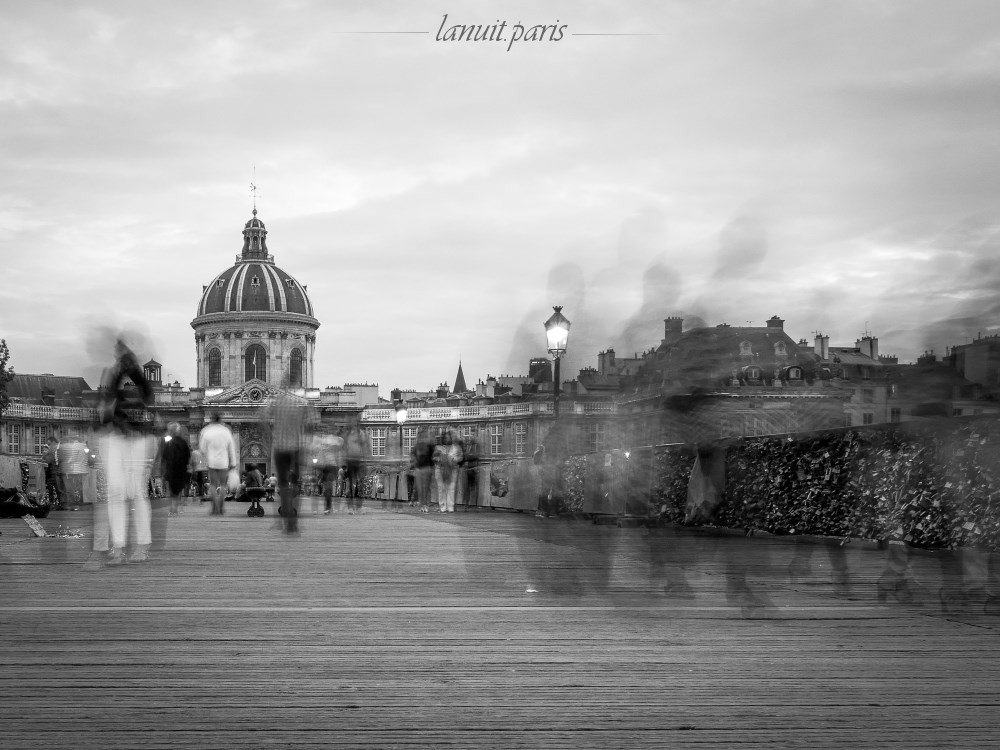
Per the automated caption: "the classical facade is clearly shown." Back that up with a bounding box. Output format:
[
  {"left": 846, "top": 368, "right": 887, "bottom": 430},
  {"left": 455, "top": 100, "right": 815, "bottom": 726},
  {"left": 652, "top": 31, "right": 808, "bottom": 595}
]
[
  {"left": 14, "top": 207, "right": 998, "bottom": 506},
  {"left": 192, "top": 209, "right": 318, "bottom": 391}
]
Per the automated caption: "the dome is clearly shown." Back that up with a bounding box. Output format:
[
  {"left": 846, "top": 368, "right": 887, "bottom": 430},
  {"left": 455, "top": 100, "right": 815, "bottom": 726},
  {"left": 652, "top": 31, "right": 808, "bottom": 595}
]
[
  {"left": 197, "top": 261, "right": 314, "bottom": 317},
  {"left": 195, "top": 209, "right": 315, "bottom": 318}
]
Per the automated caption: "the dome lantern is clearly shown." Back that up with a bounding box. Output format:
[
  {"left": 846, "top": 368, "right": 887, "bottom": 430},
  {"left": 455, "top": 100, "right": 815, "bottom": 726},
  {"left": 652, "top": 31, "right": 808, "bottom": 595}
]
[{"left": 241, "top": 208, "right": 269, "bottom": 260}]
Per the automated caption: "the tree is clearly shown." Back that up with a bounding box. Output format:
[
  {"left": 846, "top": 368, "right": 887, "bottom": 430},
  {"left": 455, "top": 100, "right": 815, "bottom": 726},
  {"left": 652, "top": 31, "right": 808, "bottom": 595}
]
[{"left": 0, "top": 339, "right": 14, "bottom": 415}]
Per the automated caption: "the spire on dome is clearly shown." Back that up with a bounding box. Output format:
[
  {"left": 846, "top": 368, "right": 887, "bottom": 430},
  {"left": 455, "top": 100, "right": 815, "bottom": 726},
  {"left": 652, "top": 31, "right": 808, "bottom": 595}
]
[{"left": 453, "top": 361, "right": 467, "bottom": 394}]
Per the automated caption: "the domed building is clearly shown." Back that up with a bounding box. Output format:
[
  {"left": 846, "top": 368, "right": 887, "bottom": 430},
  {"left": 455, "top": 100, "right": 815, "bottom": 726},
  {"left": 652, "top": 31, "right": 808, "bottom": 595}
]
[{"left": 192, "top": 209, "right": 319, "bottom": 393}]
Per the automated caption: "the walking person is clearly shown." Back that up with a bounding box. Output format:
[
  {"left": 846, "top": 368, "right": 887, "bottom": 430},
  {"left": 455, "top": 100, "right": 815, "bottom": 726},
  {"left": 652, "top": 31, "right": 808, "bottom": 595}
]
[
  {"left": 313, "top": 426, "right": 344, "bottom": 514},
  {"left": 43, "top": 436, "right": 62, "bottom": 509},
  {"left": 345, "top": 426, "right": 365, "bottom": 514},
  {"left": 198, "top": 412, "right": 237, "bottom": 516},
  {"left": 59, "top": 432, "right": 90, "bottom": 512},
  {"left": 189, "top": 446, "right": 208, "bottom": 507},
  {"left": 161, "top": 422, "right": 191, "bottom": 518},
  {"left": 433, "top": 431, "right": 463, "bottom": 513},
  {"left": 412, "top": 431, "right": 434, "bottom": 513},
  {"left": 263, "top": 389, "right": 317, "bottom": 533},
  {"left": 96, "top": 336, "right": 155, "bottom": 565}
]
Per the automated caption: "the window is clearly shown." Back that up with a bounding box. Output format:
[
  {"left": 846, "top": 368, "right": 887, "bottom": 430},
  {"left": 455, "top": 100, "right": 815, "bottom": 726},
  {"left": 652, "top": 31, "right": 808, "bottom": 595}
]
[
  {"left": 588, "top": 422, "right": 606, "bottom": 453},
  {"left": 244, "top": 344, "right": 267, "bottom": 382},
  {"left": 289, "top": 349, "right": 302, "bottom": 387},
  {"left": 208, "top": 348, "right": 222, "bottom": 387},
  {"left": 402, "top": 427, "right": 417, "bottom": 453},
  {"left": 845, "top": 414, "right": 853, "bottom": 428},
  {"left": 786, "top": 367, "right": 802, "bottom": 380},
  {"left": 250, "top": 275, "right": 260, "bottom": 288},
  {"left": 370, "top": 428, "right": 386, "bottom": 457},
  {"left": 513, "top": 422, "right": 526, "bottom": 455},
  {"left": 890, "top": 408, "right": 901, "bottom": 423},
  {"left": 774, "top": 341, "right": 786, "bottom": 356},
  {"left": 7, "top": 423, "right": 20, "bottom": 454},
  {"left": 285, "top": 279, "right": 294, "bottom": 288},
  {"left": 862, "top": 413, "right": 874, "bottom": 425},
  {"left": 34, "top": 424, "right": 48, "bottom": 455},
  {"left": 460, "top": 425, "right": 476, "bottom": 443},
  {"left": 216, "top": 279, "right": 225, "bottom": 288},
  {"left": 489, "top": 424, "right": 503, "bottom": 455},
  {"left": 861, "top": 388, "right": 874, "bottom": 404},
  {"left": 744, "top": 366, "right": 761, "bottom": 381}
]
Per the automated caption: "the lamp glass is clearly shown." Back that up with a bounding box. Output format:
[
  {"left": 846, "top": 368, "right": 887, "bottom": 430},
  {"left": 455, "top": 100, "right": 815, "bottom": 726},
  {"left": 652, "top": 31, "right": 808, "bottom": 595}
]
[
  {"left": 544, "top": 306, "right": 571, "bottom": 357},
  {"left": 395, "top": 405, "right": 408, "bottom": 425}
]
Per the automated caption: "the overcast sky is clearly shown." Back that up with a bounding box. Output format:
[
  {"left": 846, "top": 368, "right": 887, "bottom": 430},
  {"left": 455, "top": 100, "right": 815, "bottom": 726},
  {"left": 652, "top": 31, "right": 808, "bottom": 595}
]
[{"left": 4, "top": 0, "right": 1000, "bottom": 396}]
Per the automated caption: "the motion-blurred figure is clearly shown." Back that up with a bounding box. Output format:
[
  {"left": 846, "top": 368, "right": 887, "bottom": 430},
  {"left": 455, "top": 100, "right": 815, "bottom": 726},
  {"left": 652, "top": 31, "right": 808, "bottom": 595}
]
[
  {"left": 161, "top": 422, "right": 191, "bottom": 518},
  {"left": 264, "top": 390, "right": 317, "bottom": 533},
  {"left": 313, "top": 425, "right": 344, "bottom": 514},
  {"left": 43, "top": 436, "right": 61, "bottom": 509},
  {"left": 96, "top": 337, "right": 155, "bottom": 565},
  {"left": 189, "top": 446, "right": 208, "bottom": 505},
  {"left": 532, "top": 445, "right": 557, "bottom": 519},
  {"left": 199, "top": 412, "right": 236, "bottom": 517},
  {"left": 433, "top": 431, "right": 463, "bottom": 513},
  {"left": 463, "top": 436, "right": 479, "bottom": 510},
  {"left": 411, "top": 429, "right": 435, "bottom": 513},
  {"left": 344, "top": 426, "right": 365, "bottom": 514},
  {"left": 59, "top": 432, "right": 89, "bottom": 511}
]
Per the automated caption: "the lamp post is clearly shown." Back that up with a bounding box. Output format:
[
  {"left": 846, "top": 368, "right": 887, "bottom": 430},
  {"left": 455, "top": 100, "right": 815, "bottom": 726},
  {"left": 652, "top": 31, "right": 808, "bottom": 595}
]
[
  {"left": 544, "top": 305, "right": 571, "bottom": 418},
  {"left": 395, "top": 402, "right": 408, "bottom": 503}
]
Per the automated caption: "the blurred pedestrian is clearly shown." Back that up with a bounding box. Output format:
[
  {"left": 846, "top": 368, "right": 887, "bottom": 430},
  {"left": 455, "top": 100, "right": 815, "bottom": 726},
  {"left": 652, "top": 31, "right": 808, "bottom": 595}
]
[
  {"left": 199, "top": 412, "right": 237, "bottom": 516},
  {"left": 463, "top": 437, "right": 480, "bottom": 510},
  {"left": 189, "top": 446, "right": 208, "bottom": 504},
  {"left": 43, "top": 436, "right": 61, "bottom": 509},
  {"left": 412, "top": 430, "right": 434, "bottom": 513},
  {"left": 59, "top": 432, "right": 89, "bottom": 511},
  {"left": 161, "top": 422, "right": 191, "bottom": 517},
  {"left": 96, "top": 336, "right": 155, "bottom": 565},
  {"left": 433, "top": 431, "right": 463, "bottom": 513},
  {"left": 313, "top": 425, "right": 345, "bottom": 514},
  {"left": 345, "top": 426, "right": 365, "bottom": 514},
  {"left": 263, "top": 389, "right": 317, "bottom": 533}
]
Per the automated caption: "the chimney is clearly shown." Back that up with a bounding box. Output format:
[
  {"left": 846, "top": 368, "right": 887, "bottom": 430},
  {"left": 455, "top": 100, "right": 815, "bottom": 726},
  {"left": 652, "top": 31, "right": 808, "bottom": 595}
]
[
  {"left": 529, "top": 357, "right": 552, "bottom": 383},
  {"left": 814, "top": 334, "right": 829, "bottom": 361},
  {"left": 856, "top": 335, "right": 879, "bottom": 361},
  {"left": 766, "top": 315, "right": 784, "bottom": 330},
  {"left": 662, "top": 317, "right": 683, "bottom": 346},
  {"left": 436, "top": 382, "right": 449, "bottom": 399}
]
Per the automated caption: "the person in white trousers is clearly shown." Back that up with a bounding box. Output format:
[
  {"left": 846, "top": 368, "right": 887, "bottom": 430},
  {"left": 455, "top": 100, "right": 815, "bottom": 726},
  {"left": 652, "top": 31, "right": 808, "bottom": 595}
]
[{"left": 87, "top": 336, "right": 155, "bottom": 568}]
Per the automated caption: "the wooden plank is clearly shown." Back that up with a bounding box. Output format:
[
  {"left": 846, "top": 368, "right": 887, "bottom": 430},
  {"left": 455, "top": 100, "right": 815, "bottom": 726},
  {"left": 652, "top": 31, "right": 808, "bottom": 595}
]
[{"left": 2, "top": 504, "right": 1000, "bottom": 749}]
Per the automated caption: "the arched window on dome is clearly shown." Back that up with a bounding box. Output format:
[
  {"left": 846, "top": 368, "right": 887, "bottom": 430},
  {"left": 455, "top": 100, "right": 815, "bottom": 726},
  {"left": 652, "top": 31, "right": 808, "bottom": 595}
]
[
  {"left": 208, "top": 348, "right": 222, "bottom": 388},
  {"left": 289, "top": 348, "right": 303, "bottom": 387},
  {"left": 245, "top": 344, "right": 267, "bottom": 383}
]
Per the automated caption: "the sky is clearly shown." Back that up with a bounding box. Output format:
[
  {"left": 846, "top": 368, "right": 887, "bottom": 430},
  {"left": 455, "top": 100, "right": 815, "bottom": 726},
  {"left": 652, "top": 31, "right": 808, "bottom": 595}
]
[{"left": 3, "top": 0, "right": 1000, "bottom": 397}]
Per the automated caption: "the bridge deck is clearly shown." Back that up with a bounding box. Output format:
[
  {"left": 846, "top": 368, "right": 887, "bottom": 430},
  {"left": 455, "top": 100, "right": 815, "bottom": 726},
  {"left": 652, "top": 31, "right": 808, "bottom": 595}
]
[{"left": 2, "top": 500, "right": 999, "bottom": 749}]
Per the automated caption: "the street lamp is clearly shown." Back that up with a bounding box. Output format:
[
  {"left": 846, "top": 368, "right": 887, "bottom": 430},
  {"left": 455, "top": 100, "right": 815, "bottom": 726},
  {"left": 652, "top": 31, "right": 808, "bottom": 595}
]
[
  {"left": 544, "top": 305, "right": 571, "bottom": 417},
  {"left": 395, "top": 402, "right": 408, "bottom": 503}
]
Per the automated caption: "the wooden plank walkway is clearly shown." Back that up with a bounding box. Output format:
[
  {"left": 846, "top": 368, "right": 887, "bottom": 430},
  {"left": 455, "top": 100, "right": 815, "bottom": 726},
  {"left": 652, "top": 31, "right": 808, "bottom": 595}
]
[{"left": 2, "top": 499, "right": 1000, "bottom": 749}]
